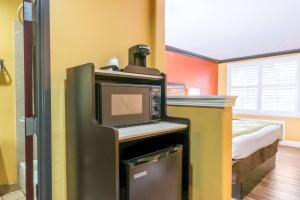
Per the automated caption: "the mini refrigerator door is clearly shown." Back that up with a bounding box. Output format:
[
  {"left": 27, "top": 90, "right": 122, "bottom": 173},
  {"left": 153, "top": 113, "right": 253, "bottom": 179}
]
[{"left": 123, "top": 145, "right": 183, "bottom": 200}]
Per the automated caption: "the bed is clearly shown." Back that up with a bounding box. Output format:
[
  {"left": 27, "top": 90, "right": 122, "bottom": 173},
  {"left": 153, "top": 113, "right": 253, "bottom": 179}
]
[{"left": 232, "top": 119, "right": 284, "bottom": 200}]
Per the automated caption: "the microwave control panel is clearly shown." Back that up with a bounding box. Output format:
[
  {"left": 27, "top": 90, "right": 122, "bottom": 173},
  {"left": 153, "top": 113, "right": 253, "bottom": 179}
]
[{"left": 150, "top": 86, "right": 161, "bottom": 120}]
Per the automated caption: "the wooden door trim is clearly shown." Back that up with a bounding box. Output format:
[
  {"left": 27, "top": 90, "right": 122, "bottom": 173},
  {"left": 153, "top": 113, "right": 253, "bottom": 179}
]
[
  {"left": 24, "top": 0, "right": 52, "bottom": 199},
  {"left": 23, "top": 0, "right": 34, "bottom": 199}
]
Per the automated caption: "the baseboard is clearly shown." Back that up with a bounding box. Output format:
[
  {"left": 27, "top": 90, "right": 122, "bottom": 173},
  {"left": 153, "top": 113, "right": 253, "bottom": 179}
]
[{"left": 280, "top": 140, "right": 300, "bottom": 148}]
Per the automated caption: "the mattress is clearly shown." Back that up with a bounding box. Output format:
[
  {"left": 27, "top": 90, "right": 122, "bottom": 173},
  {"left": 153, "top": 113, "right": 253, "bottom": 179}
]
[{"left": 232, "top": 119, "right": 283, "bottom": 160}]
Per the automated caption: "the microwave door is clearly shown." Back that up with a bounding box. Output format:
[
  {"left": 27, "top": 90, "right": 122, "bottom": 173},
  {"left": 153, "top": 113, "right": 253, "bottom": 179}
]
[{"left": 100, "top": 83, "right": 151, "bottom": 126}]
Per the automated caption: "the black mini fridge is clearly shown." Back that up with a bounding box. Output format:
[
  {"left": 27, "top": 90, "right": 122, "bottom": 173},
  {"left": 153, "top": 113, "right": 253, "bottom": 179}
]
[{"left": 122, "top": 145, "right": 183, "bottom": 200}]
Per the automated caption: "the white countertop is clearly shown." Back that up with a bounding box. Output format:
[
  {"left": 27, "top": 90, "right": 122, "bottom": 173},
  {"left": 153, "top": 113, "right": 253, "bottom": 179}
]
[
  {"left": 167, "top": 95, "right": 237, "bottom": 108},
  {"left": 117, "top": 122, "right": 187, "bottom": 142}
]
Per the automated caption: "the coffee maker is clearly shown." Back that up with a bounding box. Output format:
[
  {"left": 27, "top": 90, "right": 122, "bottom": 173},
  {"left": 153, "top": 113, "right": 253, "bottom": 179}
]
[
  {"left": 124, "top": 44, "right": 160, "bottom": 76},
  {"left": 128, "top": 44, "right": 150, "bottom": 67}
]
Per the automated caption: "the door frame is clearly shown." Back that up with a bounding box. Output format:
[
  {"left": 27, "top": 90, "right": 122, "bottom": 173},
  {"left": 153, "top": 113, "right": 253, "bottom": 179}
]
[
  {"left": 24, "top": 0, "right": 52, "bottom": 198},
  {"left": 35, "top": 0, "right": 52, "bottom": 199}
]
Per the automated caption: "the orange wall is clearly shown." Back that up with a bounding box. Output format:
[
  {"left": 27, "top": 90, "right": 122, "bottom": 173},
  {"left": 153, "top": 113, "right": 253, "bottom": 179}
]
[{"left": 165, "top": 51, "right": 218, "bottom": 95}]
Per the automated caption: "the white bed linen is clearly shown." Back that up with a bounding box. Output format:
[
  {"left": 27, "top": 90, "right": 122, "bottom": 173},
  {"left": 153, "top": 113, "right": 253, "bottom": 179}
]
[{"left": 232, "top": 122, "right": 283, "bottom": 160}]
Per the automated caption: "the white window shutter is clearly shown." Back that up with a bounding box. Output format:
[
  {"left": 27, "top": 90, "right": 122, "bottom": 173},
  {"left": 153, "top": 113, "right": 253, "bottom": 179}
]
[
  {"left": 228, "top": 57, "right": 300, "bottom": 117},
  {"left": 229, "top": 65, "right": 259, "bottom": 111},
  {"left": 261, "top": 61, "right": 298, "bottom": 113}
]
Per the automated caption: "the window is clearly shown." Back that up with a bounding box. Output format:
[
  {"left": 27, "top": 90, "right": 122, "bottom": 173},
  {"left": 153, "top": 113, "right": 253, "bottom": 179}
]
[{"left": 228, "top": 56, "right": 300, "bottom": 117}]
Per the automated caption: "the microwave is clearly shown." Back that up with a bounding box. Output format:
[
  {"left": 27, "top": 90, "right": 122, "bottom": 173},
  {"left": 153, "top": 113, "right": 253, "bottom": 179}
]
[{"left": 95, "top": 83, "right": 161, "bottom": 126}]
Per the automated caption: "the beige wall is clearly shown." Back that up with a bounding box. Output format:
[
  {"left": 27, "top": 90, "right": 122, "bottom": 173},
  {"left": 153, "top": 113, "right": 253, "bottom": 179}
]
[
  {"left": 218, "top": 54, "right": 300, "bottom": 142},
  {"left": 50, "top": 1, "right": 165, "bottom": 199},
  {"left": 0, "top": 0, "right": 22, "bottom": 185},
  {"left": 168, "top": 106, "right": 232, "bottom": 200}
]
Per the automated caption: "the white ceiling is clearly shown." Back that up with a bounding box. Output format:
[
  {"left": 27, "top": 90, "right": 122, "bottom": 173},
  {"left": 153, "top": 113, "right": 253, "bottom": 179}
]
[{"left": 166, "top": 0, "right": 300, "bottom": 61}]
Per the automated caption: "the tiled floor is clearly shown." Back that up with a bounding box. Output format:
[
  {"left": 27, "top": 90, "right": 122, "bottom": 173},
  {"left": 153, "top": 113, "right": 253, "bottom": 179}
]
[{"left": 1, "top": 191, "right": 25, "bottom": 200}]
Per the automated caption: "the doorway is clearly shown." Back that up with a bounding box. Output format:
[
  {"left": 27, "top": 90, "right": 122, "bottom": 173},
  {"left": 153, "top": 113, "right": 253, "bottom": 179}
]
[{"left": 0, "top": 0, "right": 51, "bottom": 199}]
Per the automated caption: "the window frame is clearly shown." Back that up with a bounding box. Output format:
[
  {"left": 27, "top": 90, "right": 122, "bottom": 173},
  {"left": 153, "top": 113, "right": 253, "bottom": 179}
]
[{"left": 227, "top": 56, "right": 300, "bottom": 118}]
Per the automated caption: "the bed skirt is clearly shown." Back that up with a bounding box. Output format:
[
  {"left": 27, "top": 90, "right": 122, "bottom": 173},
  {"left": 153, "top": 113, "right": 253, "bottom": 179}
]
[
  {"left": 232, "top": 139, "right": 279, "bottom": 184},
  {"left": 232, "top": 140, "right": 279, "bottom": 199}
]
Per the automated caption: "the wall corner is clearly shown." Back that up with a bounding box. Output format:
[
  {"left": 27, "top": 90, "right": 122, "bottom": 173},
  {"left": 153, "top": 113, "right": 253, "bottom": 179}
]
[{"left": 151, "top": 0, "right": 165, "bottom": 72}]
